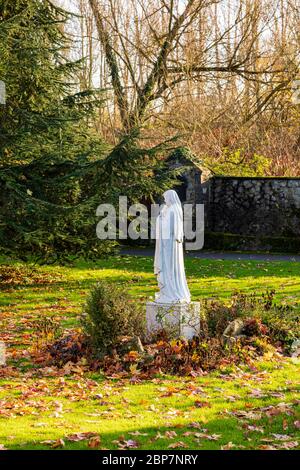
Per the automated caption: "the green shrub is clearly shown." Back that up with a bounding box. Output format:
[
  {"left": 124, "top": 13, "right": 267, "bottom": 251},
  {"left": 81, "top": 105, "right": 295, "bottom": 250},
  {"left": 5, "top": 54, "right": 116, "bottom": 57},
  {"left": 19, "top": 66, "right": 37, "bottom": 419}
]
[
  {"left": 81, "top": 282, "right": 145, "bottom": 358},
  {"left": 202, "top": 290, "right": 299, "bottom": 353},
  {"left": 201, "top": 299, "right": 239, "bottom": 337},
  {"left": 202, "top": 291, "right": 269, "bottom": 337},
  {"left": 259, "top": 305, "right": 300, "bottom": 351}
]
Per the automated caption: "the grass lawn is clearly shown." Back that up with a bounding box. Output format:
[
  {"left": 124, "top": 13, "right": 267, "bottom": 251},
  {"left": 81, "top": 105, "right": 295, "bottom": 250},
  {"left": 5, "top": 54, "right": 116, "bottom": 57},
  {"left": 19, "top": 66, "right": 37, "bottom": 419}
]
[{"left": 0, "top": 255, "right": 299, "bottom": 450}]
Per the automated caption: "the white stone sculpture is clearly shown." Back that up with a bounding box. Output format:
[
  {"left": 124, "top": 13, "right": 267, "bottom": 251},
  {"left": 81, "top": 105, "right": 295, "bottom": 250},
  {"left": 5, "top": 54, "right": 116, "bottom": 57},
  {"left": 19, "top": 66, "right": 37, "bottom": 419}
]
[
  {"left": 146, "top": 190, "right": 200, "bottom": 339},
  {"left": 154, "top": 190, "right": 191, "bottom": 304},
  {"left": 0, "top": 341, "right": 6, "bottom": 366}
]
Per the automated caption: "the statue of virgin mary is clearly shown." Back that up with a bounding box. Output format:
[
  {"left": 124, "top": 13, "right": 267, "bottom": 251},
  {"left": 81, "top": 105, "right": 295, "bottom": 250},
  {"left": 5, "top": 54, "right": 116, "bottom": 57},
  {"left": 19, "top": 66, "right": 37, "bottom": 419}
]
[{"left": 154, "top": 190, "right": 191, "bottom": 304}]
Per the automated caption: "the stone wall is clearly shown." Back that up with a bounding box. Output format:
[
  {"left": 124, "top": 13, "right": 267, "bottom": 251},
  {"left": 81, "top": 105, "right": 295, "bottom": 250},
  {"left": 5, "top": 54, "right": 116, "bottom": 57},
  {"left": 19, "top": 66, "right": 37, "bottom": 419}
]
[
  {"left": 204, "top": 176, "right": 300, "bottom": 238},
  {"left": 167, "top": 157, "right": 203, "bottom": 205}
]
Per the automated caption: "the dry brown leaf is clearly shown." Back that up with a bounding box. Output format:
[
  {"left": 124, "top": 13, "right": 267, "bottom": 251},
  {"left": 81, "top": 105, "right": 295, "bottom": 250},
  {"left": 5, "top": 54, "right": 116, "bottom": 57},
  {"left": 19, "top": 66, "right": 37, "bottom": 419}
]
[
  {"left": 246, "top": 425, "right": 264, "bottom": 433},
  {"left": 164, "top": 430, "right": 177, "bottom": 439},
  {"left": 259, "top": 445, "right": 278, "bottom": 450},
  {"left": 123, "top": 439, "right": 139, "bottom": 449},
  {"left": 168, "top": 441, "right": 188, "bottom": 449},
  {"left": 88, "top": 436, "right": 101, "bottom": 448},
  {"left": 221, "top": 442, "right": 236, "bottom": 450},
  {"left": 194, "top": 401, "right": 211, "bottom": 408},
  {"left": 189, "top": 422, "right": 202, "bottom": 429},
  {"left": 272, "top": 434, "right": 293, "bottom": 441},
  {"left": 51, "top": 438, "right": 65, "bottom": 449},
  {"left": 280, "top": 441, "right": 299, "bottom": 449},
  {"left": 282, "top": 419, "right": 288, "bottom": 431},
  {"left": 66, "top": 432, "right": 99, "bottom": 442}
]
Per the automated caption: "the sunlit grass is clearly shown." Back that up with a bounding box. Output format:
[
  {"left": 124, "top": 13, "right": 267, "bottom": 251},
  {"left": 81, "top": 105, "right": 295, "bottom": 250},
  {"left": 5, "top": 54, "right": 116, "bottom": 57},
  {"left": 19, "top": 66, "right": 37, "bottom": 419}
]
[
  {"left": 0, "top": 255, "right": 299, "bottom": 449},
  {"left": 0, "top": 360, "right": 299, "bottom": 450},
  {"left": 1, "top": 255, "right": 300, "bottom": 315}
]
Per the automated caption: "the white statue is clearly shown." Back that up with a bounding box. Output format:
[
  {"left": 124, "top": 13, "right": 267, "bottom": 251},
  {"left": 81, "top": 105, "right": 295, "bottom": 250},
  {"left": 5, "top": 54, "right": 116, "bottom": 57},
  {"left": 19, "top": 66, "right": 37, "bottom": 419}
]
[{"left": 154, "top": 190, "right": 191, "bottom": 304}]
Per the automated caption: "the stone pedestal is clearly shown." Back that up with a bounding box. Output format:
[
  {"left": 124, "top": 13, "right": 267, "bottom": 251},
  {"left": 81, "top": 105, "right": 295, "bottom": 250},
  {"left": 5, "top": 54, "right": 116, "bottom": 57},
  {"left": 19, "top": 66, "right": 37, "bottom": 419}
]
[
  {"left": 0, "top": 341, "right": 6, "bottom": 366},
  {"left": 146, "top": 301, "right": 200, "bottom": 340}
]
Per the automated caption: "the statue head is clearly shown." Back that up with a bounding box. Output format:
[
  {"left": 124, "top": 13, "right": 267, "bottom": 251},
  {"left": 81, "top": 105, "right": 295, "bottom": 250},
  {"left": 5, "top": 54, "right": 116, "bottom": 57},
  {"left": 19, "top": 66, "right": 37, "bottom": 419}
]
[{"left": 163, "top": 190, "right": 181, "bottom": 207}]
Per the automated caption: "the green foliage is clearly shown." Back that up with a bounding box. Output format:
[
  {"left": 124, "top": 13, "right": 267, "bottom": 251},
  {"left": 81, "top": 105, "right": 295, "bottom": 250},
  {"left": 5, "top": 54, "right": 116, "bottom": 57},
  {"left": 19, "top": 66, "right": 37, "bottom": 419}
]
[
  {"left": 260, "top": 306, "right": 300, "bottom": 351},
  {"left": 81, "top": 282, "right": 145, "bottom": 358},
  {"left": 0, "top": 1, "right": 179, "bottom": 261},
  {"left": 202, "top": 290, "right": 300, "bottom": 352},
  {"left": 0, "top": 0, "right": 111, "bottom": 261},
  {"left": 203, "top": 148, "right": 271, "bottom": 176},
  {"left": 167, "top": 146, "right": 198, "bottom": 164},
  {"left": 201, "top": 291, "right": 264, "bottom": 337}
]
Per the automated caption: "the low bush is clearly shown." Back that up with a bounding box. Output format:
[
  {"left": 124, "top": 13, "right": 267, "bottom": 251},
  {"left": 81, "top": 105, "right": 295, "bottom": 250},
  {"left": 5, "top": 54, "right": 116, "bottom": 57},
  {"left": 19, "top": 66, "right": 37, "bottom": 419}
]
[
  {"left": 202, "top": 290, "right": 299, "bottom": 353},
  {"left": 260, "top": 306, "right": 300, "bottom": 352},
  {"left": 201, "top": 291, "right": 269, "bottom": 337},
  {"left": 81, "top": 281, "right": 145, "bottom": 358}
]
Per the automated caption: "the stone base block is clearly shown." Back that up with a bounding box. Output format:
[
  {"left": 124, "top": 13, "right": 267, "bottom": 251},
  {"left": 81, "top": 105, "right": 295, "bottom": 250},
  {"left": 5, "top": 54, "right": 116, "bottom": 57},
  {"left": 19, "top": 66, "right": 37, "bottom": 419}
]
[{"left": 146, "top": 301, "right": 200, "bottom": 340}]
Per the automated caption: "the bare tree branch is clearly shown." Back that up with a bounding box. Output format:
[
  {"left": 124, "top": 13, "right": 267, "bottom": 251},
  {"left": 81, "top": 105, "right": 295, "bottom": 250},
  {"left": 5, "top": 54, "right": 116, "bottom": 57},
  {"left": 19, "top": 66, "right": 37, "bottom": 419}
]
[{"left": 88, "top": 0, "right": 130, "bottom": 129}]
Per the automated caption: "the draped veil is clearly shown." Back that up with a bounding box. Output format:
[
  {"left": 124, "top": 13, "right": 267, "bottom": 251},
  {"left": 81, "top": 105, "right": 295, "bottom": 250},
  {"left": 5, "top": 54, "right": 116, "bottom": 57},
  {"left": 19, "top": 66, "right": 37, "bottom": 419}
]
[{"left": 154, "top": 190, "right": 191, "bottom": 304}]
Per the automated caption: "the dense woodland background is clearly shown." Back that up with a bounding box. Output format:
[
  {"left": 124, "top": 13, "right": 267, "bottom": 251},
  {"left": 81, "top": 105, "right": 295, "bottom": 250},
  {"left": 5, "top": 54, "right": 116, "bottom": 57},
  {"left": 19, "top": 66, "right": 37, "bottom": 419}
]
[
  {"left": 70, "top": 0, "right": 300, "bottom": 175},
  {"left": 1, "top": 0, "right": 300, "bottom": 259}
]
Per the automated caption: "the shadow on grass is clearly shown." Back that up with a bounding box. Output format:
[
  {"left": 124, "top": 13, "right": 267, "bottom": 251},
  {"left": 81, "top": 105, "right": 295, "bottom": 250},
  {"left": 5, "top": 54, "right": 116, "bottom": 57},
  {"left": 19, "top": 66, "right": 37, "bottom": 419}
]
[
  {"left": 3, "top": 410, "right": 298, "bottom": 451},
  {"left": 1, "top": 366, "right": 299, "bottom": 451}
]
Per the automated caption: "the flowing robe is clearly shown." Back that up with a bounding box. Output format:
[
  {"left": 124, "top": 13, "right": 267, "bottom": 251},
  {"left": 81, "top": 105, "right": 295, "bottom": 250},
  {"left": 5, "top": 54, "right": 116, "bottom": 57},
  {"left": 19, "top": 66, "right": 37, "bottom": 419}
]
[{"left": 154, "top": 200, "right": 191, "bottom": 304}]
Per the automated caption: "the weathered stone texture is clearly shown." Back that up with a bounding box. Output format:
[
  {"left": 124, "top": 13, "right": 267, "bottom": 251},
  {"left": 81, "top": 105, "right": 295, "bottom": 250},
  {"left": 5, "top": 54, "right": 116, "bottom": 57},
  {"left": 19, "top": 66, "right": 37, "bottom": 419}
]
[{"left": 204, "top": 177, "right": 300, "bottom": 237}]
